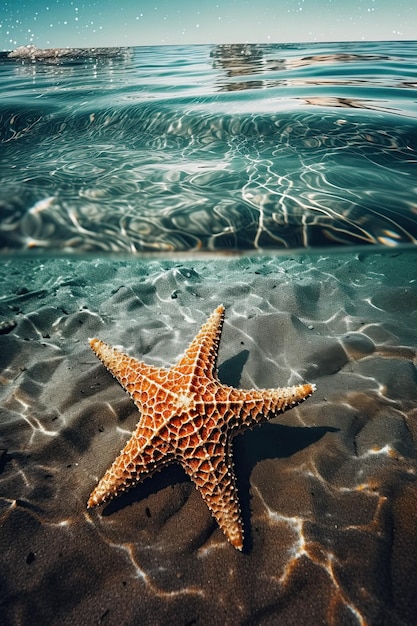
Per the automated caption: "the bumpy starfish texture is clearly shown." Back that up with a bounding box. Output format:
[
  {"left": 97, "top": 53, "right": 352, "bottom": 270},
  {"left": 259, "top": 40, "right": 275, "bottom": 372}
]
[{"left": 87, "top": 305, "right": 315, "bottom": 550}]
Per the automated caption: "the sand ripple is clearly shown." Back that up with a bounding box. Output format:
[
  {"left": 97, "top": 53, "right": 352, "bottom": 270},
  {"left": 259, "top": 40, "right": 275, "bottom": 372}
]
[{"left": 1, "top": 251, "right": 417, "bottom": 623}]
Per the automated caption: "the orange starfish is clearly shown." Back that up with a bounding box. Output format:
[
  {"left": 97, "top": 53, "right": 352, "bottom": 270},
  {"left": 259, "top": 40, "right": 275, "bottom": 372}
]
[{"left": 87, "top": 305, "right": 315, "bottom": 550}]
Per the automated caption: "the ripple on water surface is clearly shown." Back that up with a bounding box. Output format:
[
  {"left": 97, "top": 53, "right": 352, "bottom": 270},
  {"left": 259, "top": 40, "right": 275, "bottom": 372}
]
[{"left": 1, "top": 40, "right": 417, "bottom": 254}]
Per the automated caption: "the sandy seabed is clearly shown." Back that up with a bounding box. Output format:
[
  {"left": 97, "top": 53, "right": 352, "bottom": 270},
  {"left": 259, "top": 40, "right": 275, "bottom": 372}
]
[{"left": 1, "top": 250, "right": 417, "bottom": 625}]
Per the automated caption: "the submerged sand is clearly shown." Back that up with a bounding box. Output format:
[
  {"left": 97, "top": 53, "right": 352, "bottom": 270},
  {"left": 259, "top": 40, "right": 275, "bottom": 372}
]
[{"left": 1, "top": 250, "right": 417, "bottom": 625}]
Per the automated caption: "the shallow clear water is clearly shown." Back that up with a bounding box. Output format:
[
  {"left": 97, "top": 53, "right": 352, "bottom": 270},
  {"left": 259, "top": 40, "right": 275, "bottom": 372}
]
[
  {"left": 2, "top": 42, "right": 417, "bottom": 626},
  {"left": 1, "top": 247, "right": 417, "bottom": 625},
  {"left": 1, "top": 40, "right": 417, "bottom": 253}
]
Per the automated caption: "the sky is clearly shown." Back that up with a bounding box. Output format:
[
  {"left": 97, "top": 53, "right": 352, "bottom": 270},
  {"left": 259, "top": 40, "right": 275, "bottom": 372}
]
[{"left": 1, "top": 0, "right": 415, "bottom": 50}]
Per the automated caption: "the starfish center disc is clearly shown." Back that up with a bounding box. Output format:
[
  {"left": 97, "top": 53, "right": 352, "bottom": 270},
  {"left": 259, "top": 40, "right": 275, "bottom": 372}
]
[{"left": 175, "top": 392, "right": 195, "bottom": 411}]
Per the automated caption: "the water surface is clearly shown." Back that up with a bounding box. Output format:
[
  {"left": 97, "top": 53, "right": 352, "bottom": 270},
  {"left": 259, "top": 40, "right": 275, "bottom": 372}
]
[{"left": 1, "top": 40, "right": 417, "bottom": 253}]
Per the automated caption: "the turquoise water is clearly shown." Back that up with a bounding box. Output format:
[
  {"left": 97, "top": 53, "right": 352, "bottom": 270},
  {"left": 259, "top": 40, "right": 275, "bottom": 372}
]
[
  {"left": 1, "top": 40, "right": 417, "bottom": 253},
  {"left": 2, "top": 41, "right": 417, "bottom": 626}
]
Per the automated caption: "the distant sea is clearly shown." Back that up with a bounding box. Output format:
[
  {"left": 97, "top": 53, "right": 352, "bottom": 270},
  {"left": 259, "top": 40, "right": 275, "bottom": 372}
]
[{"left": 0, "top": 40, "right": 417, "bottom": 254}]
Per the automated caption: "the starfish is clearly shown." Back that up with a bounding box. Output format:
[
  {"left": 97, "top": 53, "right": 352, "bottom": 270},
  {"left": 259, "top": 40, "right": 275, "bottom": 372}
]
[{"left": 87, "top": 305, "right": 315, "bottom": 550}]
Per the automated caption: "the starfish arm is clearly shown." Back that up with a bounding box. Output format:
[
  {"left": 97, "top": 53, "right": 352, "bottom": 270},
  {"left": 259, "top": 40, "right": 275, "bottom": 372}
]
[
  {"left": 183, "top": 445, "right": 244, "bottom": 550},
  {"left": 87, "top": 425, "right": 173, "bottom": 508},
  {"left": 226, "top": 382, "right": 316, "bottom": 429},
  {"left": 173, "top": 305, "right": 225, "bottom": 379},
  {"left": 89, "top": 338, "right": 171, "bottom": 409}
]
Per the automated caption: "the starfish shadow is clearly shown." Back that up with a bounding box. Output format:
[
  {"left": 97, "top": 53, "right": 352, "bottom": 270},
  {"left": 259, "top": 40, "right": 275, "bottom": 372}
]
[
  {"left": 102, "top": 422, "right": 337, "bottom": 553},
  {"left": 233, "top": 423, "right": 339, "bottom": 553},
  {"left": 101, "top": 463, "right": 190, "bottom": 516},
  {"left": 218, "top": 349, "right": 250, "bottom": 388}
]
